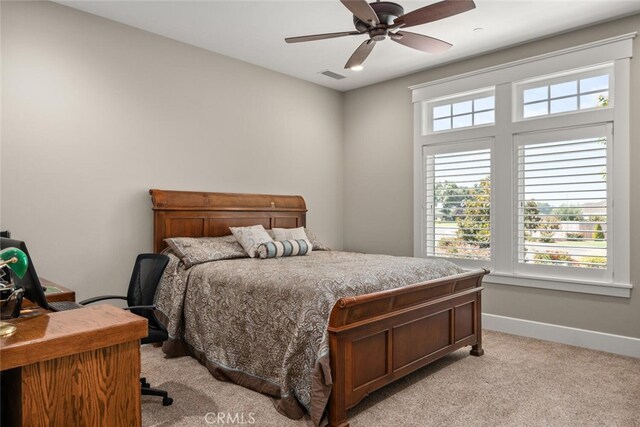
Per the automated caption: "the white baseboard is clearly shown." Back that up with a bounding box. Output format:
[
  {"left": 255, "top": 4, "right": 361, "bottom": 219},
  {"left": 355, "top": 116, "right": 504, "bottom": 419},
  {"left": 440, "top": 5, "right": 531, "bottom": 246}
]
[{"left": 482, "top": 313, "right": 640, "bottom": 358}]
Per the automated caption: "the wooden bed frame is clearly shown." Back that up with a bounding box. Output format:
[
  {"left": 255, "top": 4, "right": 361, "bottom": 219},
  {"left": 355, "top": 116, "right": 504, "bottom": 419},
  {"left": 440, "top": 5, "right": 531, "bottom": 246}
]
[{"left": 150, "top": 189, "right": 487, "bottom": 427}]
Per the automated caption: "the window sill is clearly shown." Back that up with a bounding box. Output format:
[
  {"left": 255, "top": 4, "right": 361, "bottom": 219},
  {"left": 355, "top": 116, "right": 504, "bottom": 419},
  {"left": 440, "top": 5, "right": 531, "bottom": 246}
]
[{"left": 483, "top": 272, "right": 632, "bottom": 298}]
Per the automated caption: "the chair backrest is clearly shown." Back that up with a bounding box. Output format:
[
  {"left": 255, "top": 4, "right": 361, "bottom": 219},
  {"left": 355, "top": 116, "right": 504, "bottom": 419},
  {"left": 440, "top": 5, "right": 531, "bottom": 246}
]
[{"left": 126, "top": 253, "right": 169, "bottom": 325}]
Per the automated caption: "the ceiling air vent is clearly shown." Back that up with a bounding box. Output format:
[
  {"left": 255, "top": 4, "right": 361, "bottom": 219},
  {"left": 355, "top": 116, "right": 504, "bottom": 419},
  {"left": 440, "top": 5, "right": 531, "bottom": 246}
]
[{"left": 320, "top": 70, "right": 346, "bottom": 80}]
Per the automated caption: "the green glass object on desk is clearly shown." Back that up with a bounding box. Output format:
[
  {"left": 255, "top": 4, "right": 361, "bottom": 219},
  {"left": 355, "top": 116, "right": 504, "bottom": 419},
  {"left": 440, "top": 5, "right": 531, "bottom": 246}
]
[
  {"left": 0, "top": 248, "right": 28, "bottom": 279},
  {"left": 0, "top": 247, "right": 29, "bottom": 337}
]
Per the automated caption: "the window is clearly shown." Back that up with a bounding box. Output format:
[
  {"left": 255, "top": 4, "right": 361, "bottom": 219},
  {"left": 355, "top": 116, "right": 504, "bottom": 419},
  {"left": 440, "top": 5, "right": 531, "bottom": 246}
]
[
  {"left": 424, "top": 88, "right": 495, "bottom": 134},
  {"left": 515, "top": 125, "right": 611, "bottom": 282},
  {"left": 412, "top": 34, "right": 632, "bottom": 297},
  {"left": 424, "top": 144, "right": 491, "bottom": 265},
  {"left": 515, "top": 65, "right": 612, "bottom": 120}
]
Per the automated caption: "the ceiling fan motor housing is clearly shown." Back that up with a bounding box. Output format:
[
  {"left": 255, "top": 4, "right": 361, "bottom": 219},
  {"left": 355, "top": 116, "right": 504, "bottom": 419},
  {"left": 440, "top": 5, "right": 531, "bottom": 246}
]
[{"left": 353, "top": 1, "right": 405, "bottom": 32}]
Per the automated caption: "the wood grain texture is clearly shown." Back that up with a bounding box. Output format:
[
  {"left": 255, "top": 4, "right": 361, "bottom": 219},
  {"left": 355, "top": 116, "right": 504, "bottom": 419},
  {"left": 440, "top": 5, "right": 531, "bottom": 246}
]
[
  {"left": 351, "top": 331, "right": 388, "bottom": 389},
  {"left": 328, "top": 269, "right": 487, "bottom": 423},
  {"left": 149, "top": 189, "right": 307, "bottom": 252},
  {"left": 149, "top": 189, "right": 488, "bottom": 427},
  {"left": 0, "top": 305, "right": 145, "bottom": 426},
  {"left": 149, "top": 188, "right": 306, "bottom": 211},
  {"left": 0, "top": 304, "right": 147, "bottom": 371},
  {"left": 393, "top": 309, "right": 451, "bottom": 370},
  {"left": 20, "top": 341, "right": 141, "bottom": 427}
]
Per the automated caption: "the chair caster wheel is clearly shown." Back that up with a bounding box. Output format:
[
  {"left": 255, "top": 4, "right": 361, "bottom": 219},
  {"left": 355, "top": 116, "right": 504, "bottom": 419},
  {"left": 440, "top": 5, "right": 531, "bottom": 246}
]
[
  {"left": 142, "top": 382, "right": 150, "bottom": 388},
  {"left": 162, "top": 397, "right": 173, "bottom": 406}
]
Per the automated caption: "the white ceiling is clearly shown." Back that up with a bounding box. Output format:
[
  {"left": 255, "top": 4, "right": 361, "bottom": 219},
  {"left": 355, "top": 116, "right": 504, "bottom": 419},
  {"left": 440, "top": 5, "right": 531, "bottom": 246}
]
[{"left": 57, "top": 0, "right": 640, "bottom": 91}]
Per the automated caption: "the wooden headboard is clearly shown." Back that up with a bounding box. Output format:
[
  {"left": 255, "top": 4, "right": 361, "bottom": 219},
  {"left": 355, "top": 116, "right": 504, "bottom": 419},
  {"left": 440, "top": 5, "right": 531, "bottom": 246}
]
[{"left": 149, "top": 189, "right": 307, "bottom": 252}]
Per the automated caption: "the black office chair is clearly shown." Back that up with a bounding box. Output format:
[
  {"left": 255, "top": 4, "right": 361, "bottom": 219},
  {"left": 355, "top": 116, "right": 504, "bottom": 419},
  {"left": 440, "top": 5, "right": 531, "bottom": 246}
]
[{"left": 79, "top": 253, "right": 173, "bottom": 406}]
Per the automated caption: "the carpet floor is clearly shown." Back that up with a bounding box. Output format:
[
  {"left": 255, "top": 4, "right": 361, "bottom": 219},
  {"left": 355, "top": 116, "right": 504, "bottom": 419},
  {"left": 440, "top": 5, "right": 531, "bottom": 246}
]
[{"left": 141, "top": 330, "right": 640, "bottom": 426}]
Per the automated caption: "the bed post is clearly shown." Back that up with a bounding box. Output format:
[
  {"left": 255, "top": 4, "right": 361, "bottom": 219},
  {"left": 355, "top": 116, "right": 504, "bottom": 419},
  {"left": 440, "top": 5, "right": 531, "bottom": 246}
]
[
  {"left": 328, "top": 334, "right": 349, "bottom": 427},
  {"left": 470, "top": 288, "right": 485, "bottom": 356}
]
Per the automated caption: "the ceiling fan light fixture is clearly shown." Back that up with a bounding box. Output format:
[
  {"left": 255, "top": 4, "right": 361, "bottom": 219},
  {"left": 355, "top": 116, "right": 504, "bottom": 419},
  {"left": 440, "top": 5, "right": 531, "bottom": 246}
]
[{"left": 350, "top": 65, "right": 364, "bottom": 71}]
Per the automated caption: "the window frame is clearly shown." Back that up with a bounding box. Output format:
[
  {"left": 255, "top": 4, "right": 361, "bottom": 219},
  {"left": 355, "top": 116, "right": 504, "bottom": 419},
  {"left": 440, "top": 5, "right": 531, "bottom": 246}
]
[
  {"left": 411, "top": 33, "right": 634, "bottom": 298},
  {"left": 513, "top": 124, "right": 612, "bottom": 284},
  {"left": 423, "top": 87, "right": 496, "bottom": 135},
  {"left": 513, "top": 64, "right": 614, "bottom": 121},
  {"left": 423, "top": 138, "right": 495, "bottom": 270}
]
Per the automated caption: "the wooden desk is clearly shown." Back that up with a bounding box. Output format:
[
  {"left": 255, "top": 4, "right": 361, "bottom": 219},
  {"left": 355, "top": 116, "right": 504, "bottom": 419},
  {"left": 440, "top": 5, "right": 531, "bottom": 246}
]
[
  {"left": 21, "top": 278, "right": 76, "bottom": 308},
  {"left": 0, "top": 305, "right": 147, "bottom": 426},
  {"left": 40, "top": 278, "right": 76, "bottom": 303}
]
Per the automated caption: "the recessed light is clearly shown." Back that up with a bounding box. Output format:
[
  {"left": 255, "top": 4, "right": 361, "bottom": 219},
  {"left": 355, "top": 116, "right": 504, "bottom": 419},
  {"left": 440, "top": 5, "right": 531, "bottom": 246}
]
[{"left": 350, "top": 65, "right": 364, "bottom": 71}]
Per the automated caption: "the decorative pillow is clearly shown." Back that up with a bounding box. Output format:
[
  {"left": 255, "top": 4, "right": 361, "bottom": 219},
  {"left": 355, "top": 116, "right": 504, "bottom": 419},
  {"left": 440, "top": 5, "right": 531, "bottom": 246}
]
[
  {"left": 270, "top": 227, "right": 331, "bottom": 251},
  {"left": 303, "top": 228, "right": 331, "bottom": 251},
  {"left": 164, "top": 235, "right": 247, "bottom": 268},
  {"left": 271, "top": 227, "right": 308, "bottom": 241},
  {"left": 229, "top": 224, "right": 274, "bottom": 258},
  {"left": 257, "top": 239, "right": 312, "bottom": 259}
]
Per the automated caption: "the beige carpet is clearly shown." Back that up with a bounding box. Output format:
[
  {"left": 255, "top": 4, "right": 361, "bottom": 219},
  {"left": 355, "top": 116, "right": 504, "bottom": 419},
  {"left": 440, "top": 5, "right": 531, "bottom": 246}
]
[{"left": 141, "top": 331, "right": 640, "bottom": 427}]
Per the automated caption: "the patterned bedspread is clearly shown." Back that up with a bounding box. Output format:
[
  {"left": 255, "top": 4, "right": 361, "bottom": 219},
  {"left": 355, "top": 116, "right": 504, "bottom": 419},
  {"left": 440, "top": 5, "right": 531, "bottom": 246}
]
[{"left": 154, "top": 250, "right": 464, "bottom": 425}]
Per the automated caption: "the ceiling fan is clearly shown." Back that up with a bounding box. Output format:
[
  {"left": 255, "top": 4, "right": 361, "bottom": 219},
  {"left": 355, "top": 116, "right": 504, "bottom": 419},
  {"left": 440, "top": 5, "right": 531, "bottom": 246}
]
[{"left": 285, "top": 0, "right": 476, "bottom": 70}]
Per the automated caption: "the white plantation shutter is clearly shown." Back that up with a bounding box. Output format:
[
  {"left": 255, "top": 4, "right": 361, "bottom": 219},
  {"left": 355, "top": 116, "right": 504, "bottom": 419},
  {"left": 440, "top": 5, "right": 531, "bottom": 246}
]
[
  {"left": 424, "top": 143, "right": 492, "bottom": 267},
  {"left": 515, "top": 124, "right": 611, "bottom": 281}
]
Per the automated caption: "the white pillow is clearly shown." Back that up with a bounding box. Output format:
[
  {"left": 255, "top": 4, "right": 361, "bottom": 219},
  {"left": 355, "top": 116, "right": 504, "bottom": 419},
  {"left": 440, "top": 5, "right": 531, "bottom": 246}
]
[
  {"left": 229, "top": 225, "right": 274, "bottom": 258},
  {"left": 272, "top": 227, "right": 309, "bottom": 241}
]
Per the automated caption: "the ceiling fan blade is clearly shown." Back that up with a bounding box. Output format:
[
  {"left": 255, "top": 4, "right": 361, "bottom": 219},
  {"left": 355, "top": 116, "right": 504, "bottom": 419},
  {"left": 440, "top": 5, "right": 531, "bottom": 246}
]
[
  {"left": 345, "top": 39, "right": 376, "bottom": 69},
  {"left": 393, "top": 0, "right": 476, "bottom": 29},
  {"left": 390, "top": 31, "right": 452, "bottom": 54},
  {"left": 285, "top": 31, "right": 362, "bottom": 43},
  {"left": 340, "top": 0, "right": 380, "bottom": 26}
]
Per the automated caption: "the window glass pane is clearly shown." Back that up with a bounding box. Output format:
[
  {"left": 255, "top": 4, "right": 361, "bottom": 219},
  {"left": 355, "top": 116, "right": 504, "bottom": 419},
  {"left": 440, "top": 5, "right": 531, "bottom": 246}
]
[
  {"left": 474, "top": 96, "right": 494, "bottom": 111},
  {"left": 524, "top": 86, "right": 547, "bottom": 103},
  {"left": 580, "top": 91, "right": 609, "bottom": 109},
  {"left": 452, "top": 114, "right": 472, "bottom": 128},
  {"left": 427, "top": 90, "right": 495, "bottom": 133},
  {"left": 453, "top": 100, "right": 472, "bottom": 115},
  {"left": 516, "top": 67, "right": 613, "bottom": 121},
  {"left": 580, "top": 75, "right": 609, "bottom": 92},
  {"left": 517, "top": 136, "right": 607, "bottom": 269},
  {"left": 433, "top": 118, "right": 451, "bottom": 131},
  {"left": 523, "top": 101, "right": 548, "bottom": 118},
  {"left": 474, "top": 110, "right": 494, "bottom": 125},
  {"left": 425, "top": 148, "right": 491, "bottom": 261},
  {"left": 433, "top": 104, "right": 451, "bottom": 119},
  {"left": 550, "top": 97, "right": 577, "bottom": 114},
  {"left": 550, "top": 81, "right": 577, "bottom": 98},
  {"left": 579, "top": 94, "right": 599, "bottom": 109}
]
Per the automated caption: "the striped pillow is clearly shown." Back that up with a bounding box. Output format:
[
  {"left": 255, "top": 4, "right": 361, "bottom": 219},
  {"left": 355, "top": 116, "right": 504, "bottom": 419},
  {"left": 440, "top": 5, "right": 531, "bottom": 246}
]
[{"left": 256, "top": 239, "right": 312, "bottom": 259}]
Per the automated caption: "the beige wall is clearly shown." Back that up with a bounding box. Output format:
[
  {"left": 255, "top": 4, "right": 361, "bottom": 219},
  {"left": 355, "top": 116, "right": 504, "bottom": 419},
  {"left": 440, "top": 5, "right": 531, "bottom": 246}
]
[
  {"left": 2, "top": 1, "right": 638, "bottom": 339},
  {"left": 0, "top": 1, "right": 343, "bottom": 300},
  {"left": 344, "top": 14, "right": 640, "bottom": 338}
]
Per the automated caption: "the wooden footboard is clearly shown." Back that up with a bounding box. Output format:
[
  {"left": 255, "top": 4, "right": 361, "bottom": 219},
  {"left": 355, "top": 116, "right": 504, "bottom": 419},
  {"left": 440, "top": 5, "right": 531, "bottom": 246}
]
[{"left": 327, "top": 269, "right": 488, "bottom": 427}]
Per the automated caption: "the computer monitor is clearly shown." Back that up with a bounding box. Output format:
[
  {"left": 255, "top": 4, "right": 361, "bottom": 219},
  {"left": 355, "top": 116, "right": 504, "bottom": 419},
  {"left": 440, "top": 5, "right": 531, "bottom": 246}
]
[{"left": 0, "top": 237, "right": 51, "bottom": 310}]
